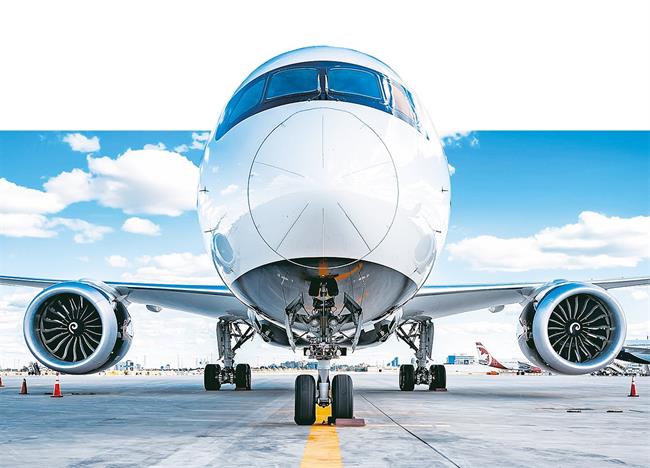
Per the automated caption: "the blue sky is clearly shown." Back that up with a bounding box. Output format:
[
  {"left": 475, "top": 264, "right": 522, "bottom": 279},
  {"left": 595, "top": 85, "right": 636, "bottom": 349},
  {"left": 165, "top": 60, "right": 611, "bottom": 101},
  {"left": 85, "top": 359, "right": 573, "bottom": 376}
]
[
  {"left": 1, "top": 131, "right": 648, "bottom": 368},
  {"left": 447, "top": 131, "right": 649, "bottom": 231},
  {"left": 434, "top": 131, "right": 650, "bottom": 283}
]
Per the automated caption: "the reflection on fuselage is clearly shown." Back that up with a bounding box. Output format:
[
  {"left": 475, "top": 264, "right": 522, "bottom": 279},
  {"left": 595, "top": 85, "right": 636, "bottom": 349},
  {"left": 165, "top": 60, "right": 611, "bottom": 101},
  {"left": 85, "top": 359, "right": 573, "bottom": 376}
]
[{"left": 198, "top": 47, "right": 450, "bottom": 347}]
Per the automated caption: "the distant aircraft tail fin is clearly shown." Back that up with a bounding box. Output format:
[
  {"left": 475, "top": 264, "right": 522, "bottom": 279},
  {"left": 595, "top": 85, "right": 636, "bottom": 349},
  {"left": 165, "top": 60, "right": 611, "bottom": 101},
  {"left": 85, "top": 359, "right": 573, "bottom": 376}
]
[{"left": 476, "top": 342, "right": 508, "bottom": 369}]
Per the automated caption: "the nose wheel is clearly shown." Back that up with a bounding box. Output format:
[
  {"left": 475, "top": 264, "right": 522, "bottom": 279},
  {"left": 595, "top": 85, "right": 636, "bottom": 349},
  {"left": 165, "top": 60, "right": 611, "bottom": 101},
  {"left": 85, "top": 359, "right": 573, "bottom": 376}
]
[
  {"left": 294, "top": 370, "right": 355, "bottom": 425},
  {"left": 295, "top": 374, "right": 316, "bottom": 425},
  {"left": 331, "top": 374, "right": 353, "bottom": 420}
]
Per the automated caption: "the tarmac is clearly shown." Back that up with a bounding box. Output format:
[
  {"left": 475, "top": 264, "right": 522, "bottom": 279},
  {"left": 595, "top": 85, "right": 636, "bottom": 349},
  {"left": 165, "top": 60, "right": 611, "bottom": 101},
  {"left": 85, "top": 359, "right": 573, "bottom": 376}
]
[{"left": 0, "top": 372, "right": 648, "bottom": 467}]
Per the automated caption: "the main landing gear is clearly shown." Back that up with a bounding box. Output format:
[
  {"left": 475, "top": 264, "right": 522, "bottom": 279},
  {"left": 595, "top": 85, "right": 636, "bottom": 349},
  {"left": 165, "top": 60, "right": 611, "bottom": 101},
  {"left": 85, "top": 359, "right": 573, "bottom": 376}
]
[
  {"left": 396, "top": 319, "right": 447, "bottom": 391},
  {"left": 204, "top": 318, "right": 253, "bottom": 391}
]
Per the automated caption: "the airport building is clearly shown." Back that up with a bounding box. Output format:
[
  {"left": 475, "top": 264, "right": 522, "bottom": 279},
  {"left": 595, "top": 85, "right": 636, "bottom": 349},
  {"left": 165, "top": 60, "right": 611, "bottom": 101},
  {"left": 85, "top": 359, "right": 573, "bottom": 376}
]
[{"left": 446, "top": 354, "right": 477, "bottom": 365}]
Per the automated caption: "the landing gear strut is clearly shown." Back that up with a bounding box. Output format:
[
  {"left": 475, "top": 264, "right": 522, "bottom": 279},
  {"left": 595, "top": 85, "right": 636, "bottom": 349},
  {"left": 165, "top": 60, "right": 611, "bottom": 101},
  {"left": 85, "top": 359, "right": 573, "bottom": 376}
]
[
  {"left": 204, "top": 318, "right": 253, "bottom": 391},
  {"left": 396, "top": 319, "right": 447, "bottom": 391}
]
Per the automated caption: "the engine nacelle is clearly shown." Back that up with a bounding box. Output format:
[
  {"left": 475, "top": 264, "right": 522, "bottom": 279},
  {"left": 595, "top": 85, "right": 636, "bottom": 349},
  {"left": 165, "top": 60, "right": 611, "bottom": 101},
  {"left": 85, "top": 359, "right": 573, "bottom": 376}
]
[
  {"left": 23, "top": 281, "right": 133, "bottom": 374},
  {"left": 517, "top": 281, "right": 626, "bottom": 375}
]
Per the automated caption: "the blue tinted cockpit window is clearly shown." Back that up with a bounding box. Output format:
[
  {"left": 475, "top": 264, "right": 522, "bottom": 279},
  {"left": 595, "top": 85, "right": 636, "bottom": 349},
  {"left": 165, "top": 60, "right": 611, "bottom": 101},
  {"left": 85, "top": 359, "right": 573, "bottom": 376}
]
[
  {"left": 328, "top": 68, "right": 383, "bottom": 100},
  {"left": 229, "top": 78, "right": 265, "bottom": 123},
  {"left": 216, "top": 61, "right": 424, "bottom": 141},
  {"left": 266, "top": 68, "right": 320, "bottom": 99}
]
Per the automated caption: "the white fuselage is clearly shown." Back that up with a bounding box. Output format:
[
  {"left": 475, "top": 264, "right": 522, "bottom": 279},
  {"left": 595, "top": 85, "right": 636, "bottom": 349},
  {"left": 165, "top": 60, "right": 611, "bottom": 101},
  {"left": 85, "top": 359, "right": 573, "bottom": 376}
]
[{"left": 197, "top": 47, "right": 450, "bottom": 344}]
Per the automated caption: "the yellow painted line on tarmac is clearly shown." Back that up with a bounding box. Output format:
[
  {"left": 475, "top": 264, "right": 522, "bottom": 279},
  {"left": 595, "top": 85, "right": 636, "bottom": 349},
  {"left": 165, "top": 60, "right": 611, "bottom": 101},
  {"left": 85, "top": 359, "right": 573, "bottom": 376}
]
[{"left": 300, "top": 405, "right": 343, "bottom": 468}]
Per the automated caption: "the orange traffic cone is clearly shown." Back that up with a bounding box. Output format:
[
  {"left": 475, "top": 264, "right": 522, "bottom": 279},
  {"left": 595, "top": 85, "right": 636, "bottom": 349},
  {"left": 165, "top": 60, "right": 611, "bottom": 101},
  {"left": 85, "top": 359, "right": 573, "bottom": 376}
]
[
  {"left": 628, "top": 376, "right": 639, "bottom": 397},
  {"left": 51, "top": 373, "right": 63, "bottom": 398},
  {"left": 19, "top": 378, "right": 28, "bottom": 395},
  {"left": 0, "top": 376, "right": 5, "bottom": 387}
]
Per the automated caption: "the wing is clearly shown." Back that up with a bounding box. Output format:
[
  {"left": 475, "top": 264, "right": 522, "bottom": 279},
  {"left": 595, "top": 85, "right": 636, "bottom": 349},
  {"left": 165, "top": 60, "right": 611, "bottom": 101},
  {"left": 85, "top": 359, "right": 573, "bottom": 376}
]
[
  {"left": 0, "top": 275, "right": 247, "bottom": 319},
  {"left": 403, "top": 277, "right": 650, "bottom": 320}
]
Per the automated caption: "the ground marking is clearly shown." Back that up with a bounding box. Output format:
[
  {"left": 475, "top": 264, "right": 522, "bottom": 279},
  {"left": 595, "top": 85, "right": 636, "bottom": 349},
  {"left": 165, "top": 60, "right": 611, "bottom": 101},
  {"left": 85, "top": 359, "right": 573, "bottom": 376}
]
[{"left": 300, "top": 405, "right": 342, "bottom": 468}]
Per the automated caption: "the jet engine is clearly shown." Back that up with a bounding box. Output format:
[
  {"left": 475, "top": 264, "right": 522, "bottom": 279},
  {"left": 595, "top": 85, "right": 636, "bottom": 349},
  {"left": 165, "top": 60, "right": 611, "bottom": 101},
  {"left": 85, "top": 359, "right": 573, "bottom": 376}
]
[
  {"left": 517, "top": 281, "right": 626, "bottom": 375},
  {"left": 23, "top": 281, "right": 133, "bottom": 374}
]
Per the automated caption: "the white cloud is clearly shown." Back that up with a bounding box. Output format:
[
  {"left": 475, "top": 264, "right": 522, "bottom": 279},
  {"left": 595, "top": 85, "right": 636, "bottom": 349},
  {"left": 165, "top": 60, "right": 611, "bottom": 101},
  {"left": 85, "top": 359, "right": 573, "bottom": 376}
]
[
  {"left": 440, "top": 130, "right": 479, "bottom": 148},
  {"left": 106, "top": 255, "right": 129, "bottom": 268},
  {"left": 627, "top": 320, "right": 650, "bottom": 339},
  {"left": 143, "top": 142, "right": 166, "bottom": 150},
  {"left": 190, "top": 131, "right": 210, "bottom": 150},
  {"left": 87, "top": 149, "right": 199, "bottom": 216},
  {"left": 122, "top": 217, "right": 161, "bottom": 236},
  {"left": 631, "top": 289, "right": 649, "bottom": 301},
  {"left": 448, "top": 163, "right": 456, "bottom": 176},
  {"left": 77, "top": 256, "right": 90, "bottom": 262},
  {"left": 0, "top": 175, "right": 110, "bottom": 241},
  {"left": 0, "top": 214, "right": 111, "bottom": 242},
  {"left": 0, "top": 178, "right": 64, "bottom": 214},
  {"left": 120, "top": 252, "right": 220, "bottom": 285},
  {"left": 174, "top": 144, "right": 189, "bottom": 153},
  {"left": 48, "top": 217, "right": 112, "bottom": 243},
  {"left": 0, "top": 213, "right": 57, "bottom": 238},
  {"left": 42, "top": 168, "right": 93, "bottom": 205},
  {"left": 448, "top": 211, "right": 650, "bottom": 271},
  {"left": 220, "top": 184, "right": 238, "bottom": 196},
  {"left": 62, "top": 133, "right": 100, "bottom": 152},
  {"left": 1, "top": 148, "right": 199, "bottom": 225}
]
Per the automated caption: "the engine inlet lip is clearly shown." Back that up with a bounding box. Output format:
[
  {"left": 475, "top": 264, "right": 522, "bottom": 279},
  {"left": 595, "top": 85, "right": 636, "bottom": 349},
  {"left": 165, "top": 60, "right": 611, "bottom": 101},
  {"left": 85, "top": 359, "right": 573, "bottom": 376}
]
[
  {"left": 532, "top": 282, "right": 626, "bottom": 375},
  {"left": 24, "top": 282, "right": 118, "bottom": 374}
]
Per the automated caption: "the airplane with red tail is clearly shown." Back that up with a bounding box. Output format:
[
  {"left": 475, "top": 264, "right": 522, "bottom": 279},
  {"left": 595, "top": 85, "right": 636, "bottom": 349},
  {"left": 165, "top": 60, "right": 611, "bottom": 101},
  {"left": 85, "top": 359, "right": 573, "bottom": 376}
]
[{"left": 476, "top": 342, "right": 542, "bottom": 374}]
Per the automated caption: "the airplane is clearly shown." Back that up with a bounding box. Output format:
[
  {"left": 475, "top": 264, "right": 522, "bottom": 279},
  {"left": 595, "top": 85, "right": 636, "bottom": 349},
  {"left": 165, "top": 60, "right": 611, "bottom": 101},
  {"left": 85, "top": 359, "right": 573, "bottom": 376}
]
[
  {"left": 476, "top": 342, "right": 542, "bottom": 375},
  {"left": 617, "top": 339, "right": 650, "bottom": 365},
  {"left": 1, "top": 46, "right": 648, "bottom": 426}
]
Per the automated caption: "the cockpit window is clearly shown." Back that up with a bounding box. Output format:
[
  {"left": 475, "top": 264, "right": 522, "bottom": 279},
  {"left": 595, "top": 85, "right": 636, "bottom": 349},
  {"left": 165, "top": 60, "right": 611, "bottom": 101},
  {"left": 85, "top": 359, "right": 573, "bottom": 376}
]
[
  {"left": 215, "top": 61, "right": 424, "bottom": 140},
  {"left": 327, "top": 68, "right": 383, "bottom": 100},
  {"left": 390, "top": 82, "right": 416, "bottom": 123},
  {"left": 266, "top": 68, "right": 320, "bottom": 99},
  {"left": 228, "top": 78, "right": 265, "bottom": 123}
]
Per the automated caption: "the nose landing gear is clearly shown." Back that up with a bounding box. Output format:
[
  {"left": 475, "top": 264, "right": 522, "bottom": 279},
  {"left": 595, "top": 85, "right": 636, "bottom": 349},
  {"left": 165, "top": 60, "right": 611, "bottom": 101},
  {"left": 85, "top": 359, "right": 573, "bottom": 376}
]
[
  {"left": 396, "top": 319, "right": 447, "bottom": 391},
  {"left": 292, "top": 276, "right": 357, "bottom": 425}
]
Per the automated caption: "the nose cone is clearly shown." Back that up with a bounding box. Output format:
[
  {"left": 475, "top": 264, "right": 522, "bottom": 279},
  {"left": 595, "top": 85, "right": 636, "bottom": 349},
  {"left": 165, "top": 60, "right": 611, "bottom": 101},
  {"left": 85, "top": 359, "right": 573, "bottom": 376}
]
[{"left": 247, "top": 107, "right": 398, "bottom": 269}]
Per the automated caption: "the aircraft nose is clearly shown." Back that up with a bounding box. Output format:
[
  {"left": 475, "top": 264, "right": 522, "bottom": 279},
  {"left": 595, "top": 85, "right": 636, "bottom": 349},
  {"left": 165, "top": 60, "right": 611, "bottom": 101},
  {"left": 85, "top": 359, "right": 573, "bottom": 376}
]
[{"left": 247, "top": 107, "right": 398, "bottom": 268}]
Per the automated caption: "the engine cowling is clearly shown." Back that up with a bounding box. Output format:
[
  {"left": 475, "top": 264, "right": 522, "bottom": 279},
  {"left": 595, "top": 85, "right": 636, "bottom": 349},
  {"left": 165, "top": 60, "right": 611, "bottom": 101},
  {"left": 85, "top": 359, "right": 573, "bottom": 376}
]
[
  {"left": 23, "top": 281, "right": 133, "bottom": 374},
  {"left": 517, "top": 281, "right": 626, "bottom": 375}
]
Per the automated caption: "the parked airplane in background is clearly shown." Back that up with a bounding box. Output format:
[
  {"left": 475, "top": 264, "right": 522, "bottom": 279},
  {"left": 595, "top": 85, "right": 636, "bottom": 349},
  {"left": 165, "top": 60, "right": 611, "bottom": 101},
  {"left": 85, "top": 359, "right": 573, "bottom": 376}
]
[
  {"left": 1, "top": 46, "right": 648, "bottom": 425},
  {"left": 617, "top": 339, "right": 650, "bottom": 365},
  {"left": 476, "top": 342, "right": 542, "bottom": 375}
]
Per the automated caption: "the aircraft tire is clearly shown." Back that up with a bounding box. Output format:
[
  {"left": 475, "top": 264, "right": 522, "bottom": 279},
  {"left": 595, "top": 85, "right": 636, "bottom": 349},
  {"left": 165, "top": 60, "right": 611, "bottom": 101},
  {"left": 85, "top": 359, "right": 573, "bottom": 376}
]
[
  {"left": 204, "top": 364, "right": 221, "bottom": 391},
  {"left": 332, "top": 374, "right": 353, "bottom": 420},
  {"left": 294, "top": 374, "right": 316, "bottom": 425},
  {"left": 429, "top": 364, "right": 446, "bottom": 390},
  {"left": 399, "top": 364, "right": 415, "bottom": 391},
  {"left": 235, "top": 363, "right": 251, "bottom": 390}
]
